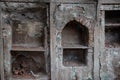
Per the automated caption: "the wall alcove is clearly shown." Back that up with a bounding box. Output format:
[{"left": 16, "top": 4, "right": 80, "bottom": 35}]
[
  {"left": 62, "top": 20, "right": 89, "bottom": 66},
  {"left": 62, "top": 20, "right": 89, "bottom": 48},
  {"left": 1, "top": 2, "right": 49, "bottom": 80},
  {"left": 105, "top": 10, "right": 120, "bottom": 48},
  {"left": 11, "top": 51, "right": 46, "bottom": 79}
]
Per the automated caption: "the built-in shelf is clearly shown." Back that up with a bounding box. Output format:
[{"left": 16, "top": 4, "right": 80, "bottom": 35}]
[
  {"left": 63, "top": 44, "right": 90, "bottom": 49},
  {"left": 105, "top": 23, "right": 120, "bottom": 28},
  {"left": 62, "top": 20, "right": 89, "bottom": 67},
  {"left": 12, "top": 46, "right": 45, "bottom": 51},
  {"left": 63, "top": 49, "right": 87, "bottom": 66},
  {"left": 105, "top": 10, "right": 120, "bottom": 48},
  {"left": 105, "top": 11, "right": 120, "bottom": 24},
  {"left": 13, "top": 73, "right": 48, "bottom": 80}
]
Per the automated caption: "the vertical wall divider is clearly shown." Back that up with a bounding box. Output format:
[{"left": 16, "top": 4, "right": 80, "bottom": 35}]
[{"left": 0, "top": 4, "right": 5, "bottom": 80}]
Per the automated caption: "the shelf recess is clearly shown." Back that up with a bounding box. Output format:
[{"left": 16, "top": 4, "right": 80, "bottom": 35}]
[
  {"left": 105, "top": 23, "right": 120, "bottom": 28},
  {"left": 63, "top": 44, "right": 90, "bottom": 49},
  {"left": 12, "top": 45, "right": 45, "bottom": 51}
]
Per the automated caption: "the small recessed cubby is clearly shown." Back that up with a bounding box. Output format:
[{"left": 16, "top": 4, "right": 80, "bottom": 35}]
[
  {"left": 62, "top": 20, "right": 89, "bottom": 48},
  {"left": 11, "top": 51, "right": 47, "bottom": 79},
  {"left": 105, "top": 27, "right": 120, "bottom": 48},
  {"left": 12, "top": 20, "right": 45, "bottom": 48},
  {"left": 105, "top": 10, "right": 120, "bottom": 27},
  {"left": 105, "top": 10, "right": 120, "bottom": 48},
  {"left": 10, "top": 4, "right": 48, "bottom": 51},
  {"left": 62, "top": 20, "right": 89, "bottom": 67},
  {"left": 63, "top": 49, "right": 87, "bottom": 66}
]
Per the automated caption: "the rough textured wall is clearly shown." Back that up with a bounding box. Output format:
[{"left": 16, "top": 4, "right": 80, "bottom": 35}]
[
  {"left": 100, "top": 0, "right": 120, "bottom": 3},
  {"left": 1, "top": 2, "right": 49, "bottom": 80},
  {"left": 99, "top": 5, "right": 120, "bottom": 80},
  {"left": 100, "top": 49, "right": 120, "bottom": 80},
  {"left": 50, "top": 3, "right": 96, "bottom": 80},
  {"left": 0, "top": 1, "right": 120, "bottom": 80}
]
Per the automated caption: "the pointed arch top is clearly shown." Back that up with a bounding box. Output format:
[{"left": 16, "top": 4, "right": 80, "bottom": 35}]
[
  {"left": 62, "top": 20, "right": 88, "bottom": 32},
  {"left": 60, "top": 15, "right": 94, "bottom": 31},
  {"left": 62, "top": 20, "right": 89, "bottom": 46}
]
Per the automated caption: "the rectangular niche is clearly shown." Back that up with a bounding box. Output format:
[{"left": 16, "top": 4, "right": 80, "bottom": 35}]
[
  {"left": 63, "top": 49, "right": 87, "bottom": 67},
  {"left": 105, "top": 27, "right": 120, "bottom": 48},
  {"left": 11, "top": 51, "right": 47, "bottom": 79},
  {"left": 105, "top": 10, "right": 120, "bottom": 25},
  {"left": 4, "top": 3, "right": 48, "bottom": 49},
  {"left": 12, "top": 21, "right": 45, "bottom": 48},
  {"left": 105, "top": 10, "right": 120, "bottom": 48}
]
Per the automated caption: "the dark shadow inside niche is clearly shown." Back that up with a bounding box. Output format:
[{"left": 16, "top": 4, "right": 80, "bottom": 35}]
[
  {"left": 105, "top": 10, "right": 120, "bottom": 48},
  {"left": 105, "top": 27, "right": 120, "bottom": 48},
  {"left": 3, "top": 3, "right": 48, "bottom": 48},
  {"left": 11, "top": 51, "right": 47, "bottom": 79},
  {"left": 105, "top": 10, "right": 120, "bottom": 24},
  {"left": 63, "top": 49, "right": 87, "bottom": 66},
  {"left": 62, "top": 20, "right": 89, "bottom": 47},
  {"left": 12, "top": 20, "right": 45, "bottom": 48}
]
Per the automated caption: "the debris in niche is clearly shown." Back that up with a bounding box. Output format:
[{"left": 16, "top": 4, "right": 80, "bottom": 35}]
[
  {"left": 30, "top": 71, "right": 39, "bottom": 78},
  {"left": 12, "top": 51, "right": 46, "bottom": 79}
]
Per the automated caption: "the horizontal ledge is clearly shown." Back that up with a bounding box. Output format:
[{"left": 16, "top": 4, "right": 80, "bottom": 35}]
[
  {"left": 105, "top": 23, "right": 120, "bottom": 27},
  {"left": 13, "top": 76, "right": 48, "bottom": 80},
  {"left": 12, "top": 73, "right": 48, "bottom": 80},
  {"left": 0, "top": 0, "right": 50, "bottom": 3},
  {"left": 12, "top": 46, "right": 45, "bottom": 51},
  {"left": 63, "top": 45, "right": 91, "bottom": 49},
  {"left": 105, "top": 47, "right": 120, "bottom": 49},
  {"left": 0, "top": 0, "right": 97, "bottom": 3}
]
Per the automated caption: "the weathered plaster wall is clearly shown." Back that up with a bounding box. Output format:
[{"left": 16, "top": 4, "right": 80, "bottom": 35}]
[
  {"left": 99, "top": 5, "right": 120, "bottom": 80},
  {"left": 100, "top": 0, "right": 120, "bottom": 4},
  {"left": 100, "top": 48, "right": 120, "bottom": 80},
  {"left": 1, "top": 2, "right": 49, "bottom": 80},
  {"left": 50, "top": 3, "right": 96, "bottom": 80},
  {"left": 0, "top": 0, "right": 120, "bottom": 80}
]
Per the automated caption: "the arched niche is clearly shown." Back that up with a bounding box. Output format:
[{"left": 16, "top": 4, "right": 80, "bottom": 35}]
[
  {"left": 62, "top": 20, "right": 89, "bottom": 47},
  {"left": 62, "top": 20, "right": 89, "bottom": 66}
]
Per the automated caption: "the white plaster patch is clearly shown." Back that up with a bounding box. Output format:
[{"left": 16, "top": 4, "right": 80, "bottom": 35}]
[
  {"left": 113, "top": 51, "right": 118, "bottom": 55},
  {"left": 72, "top": 13, "right": 77, "bottom": 18},
  {"left": 118, "top": 61, "right": 120, "bottom": 65},
  {"left": 59, "top": 4, "right": 64, "bottom": 11}
]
